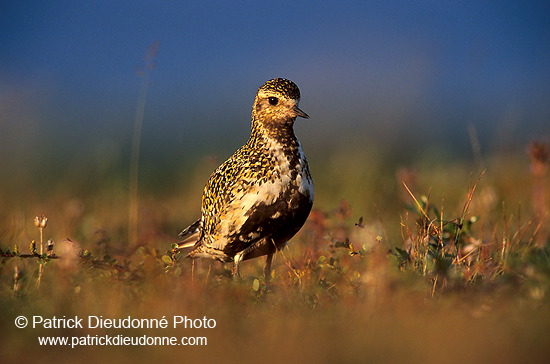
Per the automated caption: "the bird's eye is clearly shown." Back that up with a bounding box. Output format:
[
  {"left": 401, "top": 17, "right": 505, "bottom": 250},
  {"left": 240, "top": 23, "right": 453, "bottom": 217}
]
[{"left": 268, "top": 97, "right": 279, "bottom": 106}]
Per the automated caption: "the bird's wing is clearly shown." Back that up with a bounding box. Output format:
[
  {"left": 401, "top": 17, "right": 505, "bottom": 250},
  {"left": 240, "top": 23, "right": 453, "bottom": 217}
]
[{"left": 197, "top": 147, "right": 274, "bottom": 250}]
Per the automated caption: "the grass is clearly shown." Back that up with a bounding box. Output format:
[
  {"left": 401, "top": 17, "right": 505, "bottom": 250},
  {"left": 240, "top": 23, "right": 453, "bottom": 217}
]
[{"left": 0, "top": 140, "right": 549, "bottom": 363}]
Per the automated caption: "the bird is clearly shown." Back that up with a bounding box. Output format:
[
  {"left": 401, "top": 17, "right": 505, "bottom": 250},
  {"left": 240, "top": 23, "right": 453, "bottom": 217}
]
[{"left": 178, "top": 78, "right": 313, "bottom": 283}]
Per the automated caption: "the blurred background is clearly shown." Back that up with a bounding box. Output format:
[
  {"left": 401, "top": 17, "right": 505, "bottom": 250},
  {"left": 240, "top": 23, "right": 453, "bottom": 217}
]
[{"left": 1, "top": 1, "right": 549, "bottom": 247}]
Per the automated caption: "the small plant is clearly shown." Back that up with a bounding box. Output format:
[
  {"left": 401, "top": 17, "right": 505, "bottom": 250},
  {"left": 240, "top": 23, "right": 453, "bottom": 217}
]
[
  {"left": 162, "top": 243, "right": 183, "bottom": 276},
  {"left": 34, "top": 214, "right": 48, "bottom": 288},
  {"left": 397, "top": 175, "right": 484, "bottom": 293}
]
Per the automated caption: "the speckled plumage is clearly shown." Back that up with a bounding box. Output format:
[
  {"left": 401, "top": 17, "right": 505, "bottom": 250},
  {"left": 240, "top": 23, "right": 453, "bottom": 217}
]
[{"left": 178, "top": 78, "right": 313, "bottom": 280}]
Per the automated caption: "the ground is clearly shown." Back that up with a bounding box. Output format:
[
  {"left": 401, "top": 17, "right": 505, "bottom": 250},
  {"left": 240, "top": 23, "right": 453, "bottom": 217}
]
[{"left": 1, "top": 143, "right": 549, "bottom": 363}]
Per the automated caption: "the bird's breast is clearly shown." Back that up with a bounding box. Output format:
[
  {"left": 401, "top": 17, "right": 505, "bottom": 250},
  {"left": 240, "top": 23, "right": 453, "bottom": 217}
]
[{"left": 256, "top": 137, "right": 313, "bottom": 202}]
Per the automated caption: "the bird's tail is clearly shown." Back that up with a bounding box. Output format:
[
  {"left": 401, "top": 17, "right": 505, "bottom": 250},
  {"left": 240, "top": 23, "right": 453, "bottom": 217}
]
[
  {"left": 177, "top": 219, "right": 201, "bottom": 249},
  {"left": 178, "top": 241, "right": 196, "bottom": 249}
]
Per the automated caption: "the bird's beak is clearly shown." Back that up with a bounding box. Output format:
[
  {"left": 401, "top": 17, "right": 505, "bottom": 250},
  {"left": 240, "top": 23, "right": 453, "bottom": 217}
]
[{"left": 293, "top": 105, "right": 310, "bottom": 119}]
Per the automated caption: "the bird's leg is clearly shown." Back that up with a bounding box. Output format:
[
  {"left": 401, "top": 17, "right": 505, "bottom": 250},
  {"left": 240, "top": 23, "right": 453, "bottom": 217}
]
[
  {"left": 264, "top": 253, "right": 273, "bottom": 289},
  {"left": 233, "top": 252, "right": 244, "bottom": 280},
  {"left": 263, "top": 237, "right": 279, "bottom": 289}
]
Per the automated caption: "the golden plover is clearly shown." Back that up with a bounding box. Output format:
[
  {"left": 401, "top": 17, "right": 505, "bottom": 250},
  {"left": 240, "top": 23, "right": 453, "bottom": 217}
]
[{"left": 178, "top": 78, "right": 313, "bottom": 282}]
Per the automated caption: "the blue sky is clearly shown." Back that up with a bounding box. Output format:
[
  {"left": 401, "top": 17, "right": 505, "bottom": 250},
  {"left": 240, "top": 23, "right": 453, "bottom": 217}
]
[{"left": 1, "top": 1, "right": 549, "bottom": 170}]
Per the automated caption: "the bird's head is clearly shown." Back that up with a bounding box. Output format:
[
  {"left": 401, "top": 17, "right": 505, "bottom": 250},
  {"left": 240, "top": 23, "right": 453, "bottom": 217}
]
[{"left": 252, "top": 78, "right": 309, "bottom": 130}]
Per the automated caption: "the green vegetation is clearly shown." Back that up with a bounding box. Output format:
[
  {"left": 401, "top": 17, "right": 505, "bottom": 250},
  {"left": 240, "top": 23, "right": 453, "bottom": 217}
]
[{"left": 1, "top": 141, "right": 549, "bottom": 363}]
